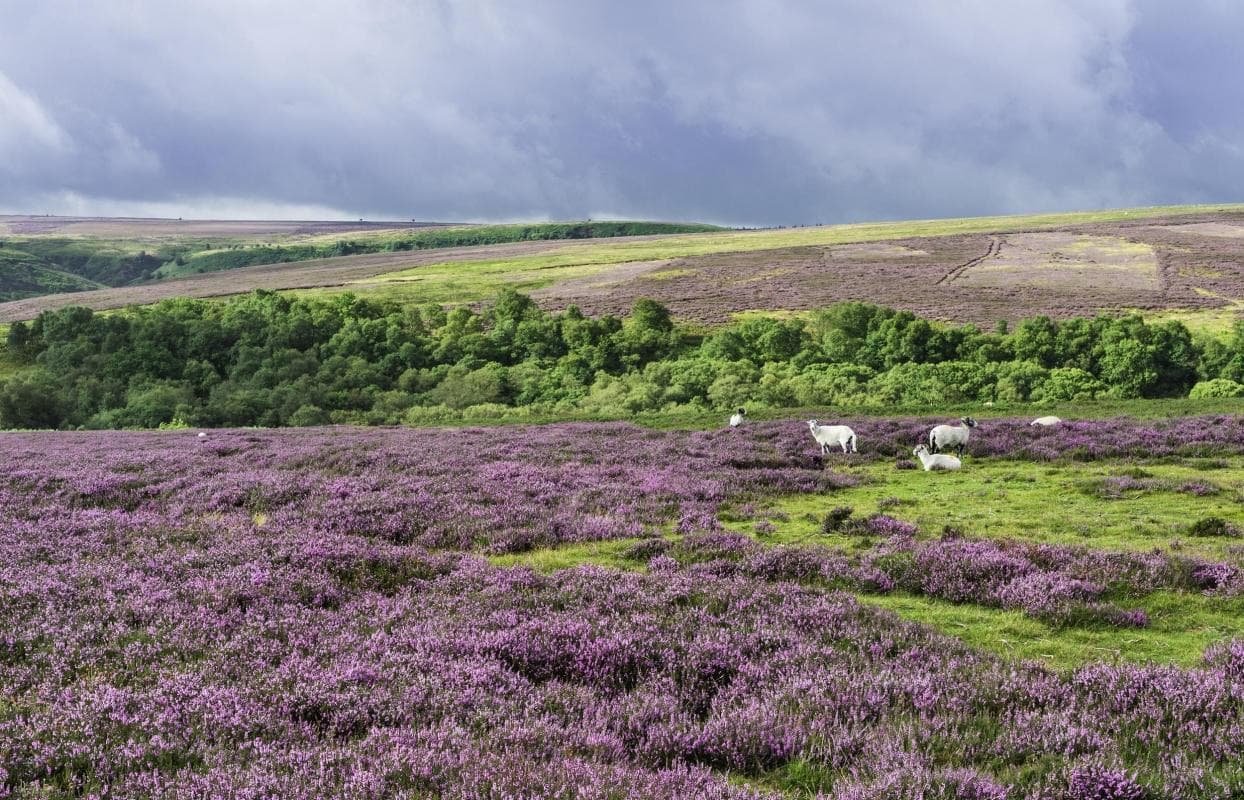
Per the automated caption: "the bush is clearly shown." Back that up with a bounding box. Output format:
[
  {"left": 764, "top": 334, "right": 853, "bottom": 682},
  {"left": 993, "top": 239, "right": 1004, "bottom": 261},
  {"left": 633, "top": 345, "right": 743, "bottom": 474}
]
[
  {"left": 1187, "top": 516, "right": 1239, "bottom": 537},
  {"left": 1189, "top": 378, "right": 1244, "bottom": 399}
]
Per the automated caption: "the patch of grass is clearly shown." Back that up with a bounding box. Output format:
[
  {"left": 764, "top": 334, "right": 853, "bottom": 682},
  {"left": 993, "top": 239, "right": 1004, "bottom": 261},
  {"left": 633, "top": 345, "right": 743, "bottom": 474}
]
[
  {"left": 739, "top": 458, "right": 1244, "bottom": 560},
  {"left": 486, "top": 538, "right": 647, "bottom": 572},
  {"left": 861, "top": 590, "right": 1244, "bottom": 670},
  {"left": 1138, "top": 304, "right": 1244, "bottom": 339}
]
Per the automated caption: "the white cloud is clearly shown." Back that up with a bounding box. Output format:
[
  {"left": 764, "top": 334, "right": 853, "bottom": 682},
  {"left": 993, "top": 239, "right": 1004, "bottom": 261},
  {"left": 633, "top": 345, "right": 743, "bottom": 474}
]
[{"left": 0, "top": 71, "right": 72, "bottom": 170}]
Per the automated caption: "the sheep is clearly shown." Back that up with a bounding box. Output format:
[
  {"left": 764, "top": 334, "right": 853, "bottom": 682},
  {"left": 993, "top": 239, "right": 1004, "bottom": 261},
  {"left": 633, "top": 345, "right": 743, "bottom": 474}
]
[
  {"left": 913, "top": 444, "right": 961, "bottom": 471},
  {"left": 197, "top": 432, "right": 208, "bottom": 439},
  {"left": 928, "top": 417, "right": 977, "bottom": 457},
  {"left": 729, "top": 407, "right": 746, "bottom": 428},
  {"left": 1030, "top": 415, "right": 1061, "bottom": 426},
  {"left": 807, "top": 419, "right": 857, "bottom": 454}
]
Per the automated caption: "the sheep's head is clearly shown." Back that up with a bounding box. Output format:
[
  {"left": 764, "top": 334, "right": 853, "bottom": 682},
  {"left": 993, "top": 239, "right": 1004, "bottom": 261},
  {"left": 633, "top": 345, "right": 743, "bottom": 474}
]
[
  {"left": 913, "top": 444, "right": 929, "bottom": 456},
  {"left": 807, "top": 419, "right": 819, "bottom": 429},
  {"left": 737, "top": 407, "right": 746, "bottom": 415},
  {"left": 961, "top": 416, "right": 978, "bottom": 428}
]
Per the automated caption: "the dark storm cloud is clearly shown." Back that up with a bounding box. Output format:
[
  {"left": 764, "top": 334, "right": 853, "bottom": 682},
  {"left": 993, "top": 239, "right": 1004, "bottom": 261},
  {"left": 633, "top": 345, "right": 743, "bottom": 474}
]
[{"left": 0, "top": 0, "right": 1240, "bottom": 225}]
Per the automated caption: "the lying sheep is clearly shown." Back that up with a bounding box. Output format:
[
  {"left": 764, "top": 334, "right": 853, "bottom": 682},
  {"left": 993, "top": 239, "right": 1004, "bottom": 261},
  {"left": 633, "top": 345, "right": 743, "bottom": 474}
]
[
  {"left": 913, "top": 444, "right": 961, "bottom": 471},
  {"left": 929, "top": 417, "right": 977, "bottom": 457},
  {"left": 807, "top": 419, "right": 857, "bottom": 454},
  {"left": 1030, "top": 416, "right": 1061, "bottom": 426}
]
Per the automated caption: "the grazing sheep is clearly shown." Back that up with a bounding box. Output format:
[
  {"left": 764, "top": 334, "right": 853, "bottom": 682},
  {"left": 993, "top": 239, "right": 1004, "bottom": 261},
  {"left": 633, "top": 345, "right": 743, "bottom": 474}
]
[
  {"left": 1030, "top": 415, "right": 1061, "bottom": 426},
  {"left": 913, "top": 444, "right": 961, "bottom": 471},
  {"left": 729, "top": 407, "right": 746, "bottom": 428},
  {"left": 807, "top": 419, "right": 857, "bottom": 454},
  {"left": 929, "top": 417, "right": 977, "bottom": 457}
]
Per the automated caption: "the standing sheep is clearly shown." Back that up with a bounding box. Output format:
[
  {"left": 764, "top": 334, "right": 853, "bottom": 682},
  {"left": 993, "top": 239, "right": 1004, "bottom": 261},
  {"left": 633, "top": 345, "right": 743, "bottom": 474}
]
[
  {"left": 928, "top": 417, "right": 977, "bottom": 457},
  {"left": 807, "top": 420, "right": 857, "bottom": 454},
  {"left": 729, "top": 408, "right": 746, "bottom": 427}
]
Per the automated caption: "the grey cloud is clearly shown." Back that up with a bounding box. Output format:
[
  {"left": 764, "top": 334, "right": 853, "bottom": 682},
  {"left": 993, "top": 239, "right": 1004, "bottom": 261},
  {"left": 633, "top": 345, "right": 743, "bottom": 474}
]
[{"left": 0, "top": 0, "right": 1240, "bottom": 225}]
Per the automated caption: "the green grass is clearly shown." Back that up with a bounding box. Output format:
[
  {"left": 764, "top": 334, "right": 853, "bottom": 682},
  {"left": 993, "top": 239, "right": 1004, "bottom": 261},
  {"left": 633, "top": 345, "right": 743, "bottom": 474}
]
[
  {"left": 861, "top": 590, "right": 1244, "bottom": 670},
  {"left": 483, "top": 532, "right": 1244, "bottom": 670},
  {"left": 736, "top": 458, "right": 1244, "bottom": 560},
  {"left": 486, "top": 537, "right": 648, "bottom": 572},
  {"left": 484, "top": 449, "right": 1244, "bottom": 670}
]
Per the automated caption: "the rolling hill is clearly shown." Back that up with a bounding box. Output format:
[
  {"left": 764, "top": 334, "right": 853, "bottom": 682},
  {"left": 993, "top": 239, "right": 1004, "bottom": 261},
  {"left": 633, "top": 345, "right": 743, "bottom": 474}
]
[{"left": 3, "top": 205, "right": 1244, "bottom": 329}]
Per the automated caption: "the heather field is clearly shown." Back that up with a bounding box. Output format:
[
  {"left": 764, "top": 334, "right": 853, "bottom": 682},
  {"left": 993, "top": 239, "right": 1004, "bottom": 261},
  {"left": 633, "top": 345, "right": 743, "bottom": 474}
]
[{"left": 3, "top": 417, "right": 1244, "bottom": 797}]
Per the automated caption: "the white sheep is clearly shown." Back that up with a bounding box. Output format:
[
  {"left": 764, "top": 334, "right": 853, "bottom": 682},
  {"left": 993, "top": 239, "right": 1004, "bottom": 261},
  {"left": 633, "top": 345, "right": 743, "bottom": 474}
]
[
  {"left": 729, "top": 407, "right": 746, "bottom": 428},
  {"left": 1030, "top": 416, "right": 1061, "bottom": 426},
  {"left": 928, "top": 416, "right": 977, "bottom": 457},
  {"left": 197, "top": 432, "right": 208, "bottom": 439},
  {"left": 913, "top": 444, "right": 961, "bottom": 471},
  {"left": 807, "top": 419, "right": 857, "bottom": 454}
]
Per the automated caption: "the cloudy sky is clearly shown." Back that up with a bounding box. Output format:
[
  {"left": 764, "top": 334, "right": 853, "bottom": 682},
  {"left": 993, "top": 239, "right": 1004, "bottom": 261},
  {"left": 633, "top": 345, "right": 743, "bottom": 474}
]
[{"left": 0, "top": 1, "right": 1241, "bottom": 226}]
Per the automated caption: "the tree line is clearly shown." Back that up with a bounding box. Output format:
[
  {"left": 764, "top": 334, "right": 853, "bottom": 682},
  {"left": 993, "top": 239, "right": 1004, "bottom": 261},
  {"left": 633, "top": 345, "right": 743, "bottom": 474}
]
[{"left": 1, "top": 289, "right": 1241, "bottom": 429}]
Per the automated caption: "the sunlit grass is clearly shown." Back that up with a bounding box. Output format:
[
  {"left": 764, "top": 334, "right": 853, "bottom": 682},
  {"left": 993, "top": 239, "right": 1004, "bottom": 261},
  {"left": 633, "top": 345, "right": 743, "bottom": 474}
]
[
  {"left": 486, "top": 537, "right": 646, "bottom": 572},
  {"left": 737, "top": 458, "right": 1244, "bottom": 560},
  {"left": 861, "top": 590, "right": 1244, "bottom": 670}
]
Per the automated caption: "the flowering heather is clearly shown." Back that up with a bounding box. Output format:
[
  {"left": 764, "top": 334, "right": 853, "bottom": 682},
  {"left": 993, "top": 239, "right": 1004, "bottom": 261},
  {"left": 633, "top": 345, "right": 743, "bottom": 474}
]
[
  {"left": 0, "top": 424, "right": 852, "bottom": 554},
  {"left": 672, "top": 529, "right": 1237, "bottom": 626},
  {"left": 3, "top": 424, "right": 1244, "bottom": 797},
  {"left": 4, "top": 512, "right": 1244, "bottom": 799}
]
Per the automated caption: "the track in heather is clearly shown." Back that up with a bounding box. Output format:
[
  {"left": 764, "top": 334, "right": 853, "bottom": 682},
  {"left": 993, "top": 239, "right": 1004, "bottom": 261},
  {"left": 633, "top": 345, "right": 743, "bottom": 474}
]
[{"left": 935, "top": 235, "right": 1002, "bottom": 285}]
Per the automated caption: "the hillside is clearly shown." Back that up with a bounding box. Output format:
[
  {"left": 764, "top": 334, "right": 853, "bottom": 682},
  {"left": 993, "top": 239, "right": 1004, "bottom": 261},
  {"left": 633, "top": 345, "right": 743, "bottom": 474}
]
[
  {"left": 0, "top": 249, "right": 105, "bottom": 300},
  {"left": 0, "top": 217, "right": 721, "bottom": 307},
  {"left": 2, "top": 205, "right": 1244, "bottom": 328}
]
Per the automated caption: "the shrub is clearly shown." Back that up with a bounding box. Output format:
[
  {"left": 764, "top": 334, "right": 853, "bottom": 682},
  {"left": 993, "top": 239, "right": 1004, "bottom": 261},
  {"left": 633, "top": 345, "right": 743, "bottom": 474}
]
[{"left": 1189, "top": 378, "right": 1244, "bottom": 399}]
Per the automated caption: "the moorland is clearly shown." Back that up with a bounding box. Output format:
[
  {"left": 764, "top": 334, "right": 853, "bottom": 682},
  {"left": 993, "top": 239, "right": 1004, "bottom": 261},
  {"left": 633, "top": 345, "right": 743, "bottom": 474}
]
[{"left": 2, "top": 205, "right": 1243, "bottom": 799}]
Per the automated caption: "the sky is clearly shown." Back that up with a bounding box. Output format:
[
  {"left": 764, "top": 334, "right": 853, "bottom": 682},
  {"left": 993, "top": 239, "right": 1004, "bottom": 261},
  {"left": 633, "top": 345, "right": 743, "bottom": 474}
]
[{"left": 0, "top": 0, "right": 1242, "bottom": 227}]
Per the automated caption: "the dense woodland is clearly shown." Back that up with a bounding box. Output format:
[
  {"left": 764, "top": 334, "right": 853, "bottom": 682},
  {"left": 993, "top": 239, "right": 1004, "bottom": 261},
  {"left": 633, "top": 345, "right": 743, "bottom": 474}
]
[{"left": 1, "top": 288, "right": 1242, "bottom": 429}]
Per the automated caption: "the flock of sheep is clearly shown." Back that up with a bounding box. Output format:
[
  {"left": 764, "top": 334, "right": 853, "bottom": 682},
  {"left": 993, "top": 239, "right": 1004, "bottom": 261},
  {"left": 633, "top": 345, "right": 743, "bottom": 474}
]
[{"left": 728, "top": 408, "right": 1062, "bottom": 472}]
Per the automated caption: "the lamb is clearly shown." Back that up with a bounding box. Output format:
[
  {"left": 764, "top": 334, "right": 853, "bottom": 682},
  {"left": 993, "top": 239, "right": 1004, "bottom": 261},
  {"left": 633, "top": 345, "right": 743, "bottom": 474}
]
[
  {"left": 913, "top": 444, "right": 961, "bottom": 471},
  {"left": 928, "top": 417, "right": 977, "bottom": 457},
  {"left": 1030, "top": 415, "right": 1061, "bottom": 426},
  {"left": 807, "top": 419, "right": 857, "bottom": 454},
  {"left": 729, "top": 407, "right": 746, "bottom": 427}
]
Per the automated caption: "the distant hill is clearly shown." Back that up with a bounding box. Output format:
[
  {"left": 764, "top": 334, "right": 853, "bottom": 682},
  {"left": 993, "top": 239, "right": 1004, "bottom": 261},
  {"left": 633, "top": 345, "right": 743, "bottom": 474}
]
[
  {"left": 0, "top": 218, "right": 724, "bottom": 304},
  {"left": 2, "top": 205, "right": 1244, "bottom": 330}
]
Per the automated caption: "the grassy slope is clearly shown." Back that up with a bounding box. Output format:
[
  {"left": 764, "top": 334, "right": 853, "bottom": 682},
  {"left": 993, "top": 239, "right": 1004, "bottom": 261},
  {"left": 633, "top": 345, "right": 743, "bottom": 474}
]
[
  {"left": 323, "top": 203, "right": 1244, "bottom": 305},
  {"left": 0, "top": 249, "right": 105, "bottom": 300}
]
